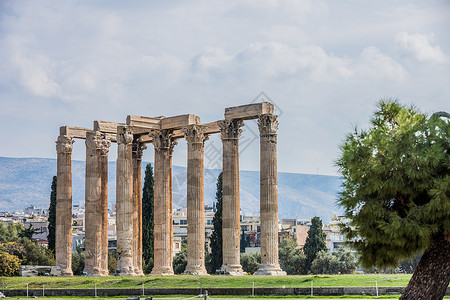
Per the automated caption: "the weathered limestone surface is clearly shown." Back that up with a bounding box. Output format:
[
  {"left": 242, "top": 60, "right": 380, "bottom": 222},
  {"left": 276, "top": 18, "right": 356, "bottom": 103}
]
[
  {"left": 182, "top": 125, "right": 208, "bottom": 275},
  {"left": 219, "top": 119, "right": 246, "bottom": 276},
  {"left": 225, "top": 102, "right": 274, "bottom": 120},
  {"left": 132, "top": 141, "right": 146, "bottom": 276},
  {"left": 150, "top": 130, "right": 177, "bottom": 275},
  {"left": 100, "top": 137, "right": 111, "bottom": 275},
  {"left": 115, "top": 126, "right": 135, "bottom": 275},
  {"left": 126, "top": 115, "right": 162, "bottom": 129},
  {"left": 254, "top": 114, "right": 286, "bottom": 276},
  {"left": 59, "top": 126, "right": 92, "bottom": 139},
  {"left": 55, "top": 135, "right": 74, "bottom": 276},
  {"left": 161, "top": 114, "right": 200, "bottom": 129},
  {"left": 84, "top": 131, "right": 104, "bottom": 276}
]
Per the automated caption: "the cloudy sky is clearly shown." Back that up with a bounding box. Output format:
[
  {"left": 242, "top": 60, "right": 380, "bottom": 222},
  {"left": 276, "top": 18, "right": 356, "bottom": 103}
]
[{"left": 1, "top": 0, "right": 449, "bottom": 175}]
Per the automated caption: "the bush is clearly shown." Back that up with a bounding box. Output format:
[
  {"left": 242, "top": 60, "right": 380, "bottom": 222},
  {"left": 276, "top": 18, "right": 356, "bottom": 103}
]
[
  {"left": 0, "top": 251, "right": 21, "bottom": 276},
  {"left": 0, "top": 242, "right": 26, "bottom": 260},
  {"left": 108, "top": 249, "right": 118, "bottom": 275},
  {"left": 279, "top": 238, "right": 307, "bottom": 274},
  {"left": 240, "top": 252, "right": 260, "bottom": 274},
  {"left": 20, "top": 238, "right": 54, "bottom": 266},
  {"left": 310, "top": 248, "right": 357, "bottom": 274},
  {"left": 72, "top": 250, "right": 85, "bottom": 275}
]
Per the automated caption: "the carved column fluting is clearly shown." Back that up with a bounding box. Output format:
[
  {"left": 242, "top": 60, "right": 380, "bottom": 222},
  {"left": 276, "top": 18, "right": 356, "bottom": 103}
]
[
  {"left": 84, "top": 131, "right": 104, "bottom": 276},
  {"left": 132, "top": 141, "right": 146, "bottom": 276},
  {"left": 115, "top": 125, "right": 135, "bottom": 275},
  {"left": 150, "top": 130, "right": 177, "bottom": 275},
  {"left": 219, "top": 119, "right": 245, "bottom": 276},
  {"left": 254, "top": 114, "right": 286, "bottom": 276},
  {"left": 100, "top": 137, "right": 111, "bottom": 275},
  {"left": 182, "top": 125, "right": 208, "bottom": 275},
  {"left": 55, "top": 135, "right": 74, "bottom": 276}
]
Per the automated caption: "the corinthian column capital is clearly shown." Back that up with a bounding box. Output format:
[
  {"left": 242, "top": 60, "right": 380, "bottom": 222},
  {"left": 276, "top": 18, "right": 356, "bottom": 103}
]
[
  {"left": 101, "top": 138, "right": 112, "bottom": 156},
  {"left": 218, "top": 119, "right": 244, "bottom": 140},
  {"left": 132, "top": 141, "right": 147, "bottom": 160},
  {"left": 182, "top": 125, "right": 209, "bottom": 145},
  {"left": 258, "top": 114, "right": 278, "bottom": 135},
  {"left": 56, "top": 135, "right": 74, "bottom": 154},
  {"left": 150, "top": 130, "right": 178, "bottom": 155},
  {"left": 117, "top": 126, "right": 133, "bottom": 145},
  {"left": 86, "top": 131, "right": 103, "bottom": 150}
]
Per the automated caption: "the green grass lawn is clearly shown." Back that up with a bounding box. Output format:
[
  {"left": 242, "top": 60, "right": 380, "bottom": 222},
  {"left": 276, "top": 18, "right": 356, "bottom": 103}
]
[{"left": 0, "top": 274, "right": 412, "bottom": 289}]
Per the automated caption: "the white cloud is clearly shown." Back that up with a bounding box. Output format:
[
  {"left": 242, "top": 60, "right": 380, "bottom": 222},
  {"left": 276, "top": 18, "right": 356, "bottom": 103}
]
[
  {"left": 189, "top": 42, "right": 409, "bottom": 83},
  {"left": 12, "top": 54, "right": 61, "bottom": 98},
  {"left": 356, "top": 46, "right": 408, "bottom": 81},
  {"left": 396, "top": 32, "right": 449, "bottom": 64}
]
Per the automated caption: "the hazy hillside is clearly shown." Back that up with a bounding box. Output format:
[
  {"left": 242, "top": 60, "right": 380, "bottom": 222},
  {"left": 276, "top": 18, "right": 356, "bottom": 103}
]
[{"left": 0, "top": 157, "right": 343, "bottom": 222}]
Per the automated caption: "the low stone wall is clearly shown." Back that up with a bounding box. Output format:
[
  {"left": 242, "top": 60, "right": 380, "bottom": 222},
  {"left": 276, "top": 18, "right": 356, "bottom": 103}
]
[{"left": 4, "top": 286, "right": 449, "bottom": 297}]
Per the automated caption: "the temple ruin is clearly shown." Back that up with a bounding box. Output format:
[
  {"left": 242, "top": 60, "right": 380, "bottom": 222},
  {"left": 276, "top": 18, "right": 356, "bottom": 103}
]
[{"left": 55, "top": 102, "right": 286, "bottom": 276}]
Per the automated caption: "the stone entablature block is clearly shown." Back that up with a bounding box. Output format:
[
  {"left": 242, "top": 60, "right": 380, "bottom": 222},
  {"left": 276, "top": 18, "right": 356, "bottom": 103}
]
[{"left": 225, "top": 102, "right": 273, "bottom": 120}]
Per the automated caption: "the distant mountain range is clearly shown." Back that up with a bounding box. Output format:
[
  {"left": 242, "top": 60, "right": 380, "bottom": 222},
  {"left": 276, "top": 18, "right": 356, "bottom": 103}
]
[{"left": 0, "top": 157, "right": 343, "bottom": 222}]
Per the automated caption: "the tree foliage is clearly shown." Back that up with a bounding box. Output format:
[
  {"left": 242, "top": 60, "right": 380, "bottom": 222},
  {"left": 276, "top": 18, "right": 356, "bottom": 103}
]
[
  {"left": 337, "top": 100, "right": 450, "bottom": 299},
  {"left": 209, "top": 172, "right": 223, "bottom": 273},
  {"left": 48, "top": 175, "right": 57, "bottom": 254},
  {"left": 108, "top": 249, "right": 118, "bottom": 275},
  {"left": 19, "top": 224, "right": 38, "bottom": 240},
  {"left": 303, "top": 217, "right": 327, "bottom": 271},
  {"left": 172, "top": 240, "right": 187, "bottom": 274},
  {"left": 240, "top": 228, "right": 250, "bottom": 253},
  {"left": 0, "top": 223, "right": 54, "bottom": 267},
  {"left": 337, "top": 100, "right": 450, "bottom": 266},
  {"left": 142, "top": 163, "right": 155, "bottom": 273},
  {"left": 240, "top": 252, "right": 260, "bottom": 274},
  {"left": 0, "top": 251, "right": 20, "bottom": 276},
  {"left": 71, "top": 244, "right": 85, "bottom": 275},
  {"left": 310, "top": 248, "right": 357, "bottom": 274},
  {"left": 278, "top": 238, "right": 307, "bottom": 275}
]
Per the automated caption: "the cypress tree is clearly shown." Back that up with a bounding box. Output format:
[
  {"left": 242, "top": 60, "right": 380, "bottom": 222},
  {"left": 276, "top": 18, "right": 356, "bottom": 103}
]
[
  {"left": 47, "top": 176, "right": 57, "bottom": 253},
  {"left": 303, "top": 216, "right": 327, "bottom": 272},
  {"left": 142, "top": 163, "right": 154, "bottom": 273},
  {"left": 209, "top": 172, "right": 223, "bottom": 273}
]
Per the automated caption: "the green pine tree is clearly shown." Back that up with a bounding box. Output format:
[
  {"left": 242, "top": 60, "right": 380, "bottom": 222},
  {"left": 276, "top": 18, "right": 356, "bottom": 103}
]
[
  {"left": 142, "top": 163, "right": 154, "bottom": 273},
  {"left": 303, "top": 216, "right": 327, "bottom": 272},
  {"left": 337, "top": 100, "right": 450, "bottom": 299},
  {"left": 209, "top": 172, "right": 223, "bottom": 274},
  {"left": 48, "top": 176, "right": 57, "bottom": 254}
]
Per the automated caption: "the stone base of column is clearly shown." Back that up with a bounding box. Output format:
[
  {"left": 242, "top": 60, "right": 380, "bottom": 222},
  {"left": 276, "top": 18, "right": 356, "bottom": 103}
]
[
  {"left": 220, "top": 264, "right": 246, "bottom": 276},
  {"left": 134, "top": 268, "right": 144, "bottom": 276},
  {"left": 150, "top": 266, "right": 174, "bottom": 276},
  {"left": 183, "top": 265, "right": 208, "bottom": 275},
  {"left": 85, "top": 267, "right": 106, "bottom": 276},
  {"left": 60, "top": 269, "right": 73, "bottom": 276},
  {"left": 254, "top": 264, "right": 287, "bottom": 276},
  {"left": 116, "top": 258, "right": 136, "bottom": 276}
]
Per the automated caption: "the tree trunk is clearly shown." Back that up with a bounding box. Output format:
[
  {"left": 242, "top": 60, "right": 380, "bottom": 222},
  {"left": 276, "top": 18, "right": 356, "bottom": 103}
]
[{"left": 400, "top": 234, "right": 450, "bottom": 300}]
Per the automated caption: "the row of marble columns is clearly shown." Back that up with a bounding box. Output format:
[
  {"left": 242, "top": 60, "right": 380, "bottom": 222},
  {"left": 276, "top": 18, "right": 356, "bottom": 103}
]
[{"left": 55, "top": 113, "right": 284, "bottom": 276}]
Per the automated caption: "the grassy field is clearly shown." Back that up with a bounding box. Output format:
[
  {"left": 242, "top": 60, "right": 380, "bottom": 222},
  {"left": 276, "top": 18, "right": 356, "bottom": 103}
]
[{"left": 0, "top": 274, "right": 412, "bottom": 289}]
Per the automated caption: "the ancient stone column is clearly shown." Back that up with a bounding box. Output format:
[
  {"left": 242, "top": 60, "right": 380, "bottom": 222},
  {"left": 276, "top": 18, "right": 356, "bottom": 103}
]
[
  {"left": 254, "top": 114, "right": 286, "bottom": 276},
  {"left": 182, "top": 125, "right": 208, "bottom": 275},
  {"left": 218, "top": 119, "right": 245, "bottom": 276},
  {"left": 84, "top": 131, "right": 104, "bottom": 276},
  {"left": 115, "top": 125, "right": 135, "bottom": 275},
  {"left": 150, "top": 130, "right": 177, "bottom": 275},
  {"left": 55, "top": 134, "right": 74, "bottom": 276},
  {"left": 132, "top": 141, "right": 146, "bottom": 276},
  {"left": 100, "top": 137, "right": 111, "bottom": 275}
]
